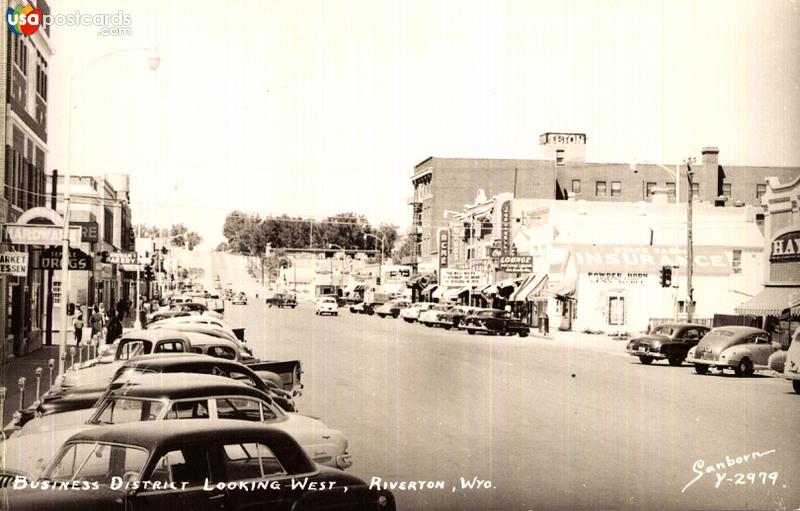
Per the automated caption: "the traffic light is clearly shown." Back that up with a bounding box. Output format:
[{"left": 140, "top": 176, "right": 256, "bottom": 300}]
[{"left": 660, "top": 266, "right": 672, "bottom": 287}]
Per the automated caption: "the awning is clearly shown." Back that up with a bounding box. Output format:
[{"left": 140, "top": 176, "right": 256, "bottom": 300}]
[
  {"left": 407, "top": 273, "right": 433, "bottom": 288},
  {"left": 442, "top": 286, "right": 471, "bottom": 300},
  {"left": 421, "top": 283, "right": 438, "bottom": 297},
  {"left": 495, "top": 278, "right": 521, "bottom": 298},
  {"left": 735, "top": 286, "right": 800, "bottom": 316},
  {"left": 475, "top": 282, "right": 494, "bottom": 294},
  {"left": 547, "top": 278, "right": 577, "bottom": 298},
  {"left": 432, "top": 287, "right": 447, "bottom": 300},
  {"left": 512, "top": 274, "right": 549, "bottom": 302}
]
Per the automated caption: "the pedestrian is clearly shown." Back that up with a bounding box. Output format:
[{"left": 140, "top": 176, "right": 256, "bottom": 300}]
[
  {"left": 542, "top": 310, "right": 550, "bottom": 336},
  {"left": 72, "top": 311, "right": 84, "bottom": 346},
  {"left": 117, "top": 298, "right": 128, "bottom": 318},
  {"left": 106, "top": 311, "right": 123, "bottom": 344},
  {"left": 90, "top": 305, "right": 105, "bottom": 340}
]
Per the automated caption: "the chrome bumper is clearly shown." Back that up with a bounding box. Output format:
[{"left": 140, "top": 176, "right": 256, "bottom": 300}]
[{"left": 626, "top": 349, "right": 666, "bottom": 359}]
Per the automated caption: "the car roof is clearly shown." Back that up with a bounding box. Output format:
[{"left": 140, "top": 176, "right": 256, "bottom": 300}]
[
  {"left": 108, "top": 373, "right": 267, "bottom": 401},
  {"left": 185, "top": 332, "right": 239, "bottom": 348},
  {"left": 120, "top": 330, "right": 190, "bottom": 342},
  {"left": 709, "top": 326, "right": 768, "bottom": 335},
  {"left": 656, "top": 323, "right": 709, "bottom": 329},
  {"left": 125, "top": 353, "right": 243, "bottom": 369}
]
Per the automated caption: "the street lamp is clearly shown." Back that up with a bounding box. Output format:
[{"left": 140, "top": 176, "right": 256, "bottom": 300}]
[
  {"left": 61, "top": 48, "right": 161, "bottom": 365},
  {"left": 363, "top": 233, "right": 385, "bottom": 286},
  {"left": 328, "top": 244, "right": 346, "bottom": 291}
]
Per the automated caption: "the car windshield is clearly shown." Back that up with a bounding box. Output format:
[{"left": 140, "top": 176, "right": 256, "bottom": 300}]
[
  {"left": 90, "top": 398, "right": 166, "bottom": 425},
  {"left": 652, "top": 326, "right": 675, "bottom": 336},
  {"left": 45, "top": 441, "right": 149, "bottom": 484},
  {"left": 321, "top": 298, "right": 336, "bottom": 303}
]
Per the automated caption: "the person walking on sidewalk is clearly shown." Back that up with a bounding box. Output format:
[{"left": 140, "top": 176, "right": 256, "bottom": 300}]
[
  {"left": 72, "top": 312, "right": 84, "bottom": 346},
  {"left": 90, "top": 305, "right": 105, "bottom": 340},
  {"left": 106, "top": 311, "right": 123, "bottom": 345}
]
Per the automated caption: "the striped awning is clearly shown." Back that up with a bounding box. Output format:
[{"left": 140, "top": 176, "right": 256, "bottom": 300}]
[
  {"left": 443, "top": 286, "right": 471, "bottom": 300},
  {"left": 547, "top": 278, "right": 577, "bottom": 298},
  {"left": 511, "top": 274, "right": 549, "bottom": 302},
  {"left": 735, "top": 286, "right": 800, "bottom": 316}
]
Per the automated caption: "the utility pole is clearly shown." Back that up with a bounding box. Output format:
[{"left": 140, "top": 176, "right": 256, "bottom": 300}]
[
  {"left": 45, "top": 170, "right": 57, "bottom": 345},
  {"left": 685, "top": 157, "right": 696, "bottom": 322}
]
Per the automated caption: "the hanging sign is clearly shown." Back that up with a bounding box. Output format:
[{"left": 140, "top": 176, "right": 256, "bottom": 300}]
[{"left": 0, "top": 252, "right": 29, "bottom": 276}]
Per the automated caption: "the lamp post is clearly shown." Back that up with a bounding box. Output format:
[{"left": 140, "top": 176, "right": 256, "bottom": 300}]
[
  {"left": 328, "top": 244, "right": 346, "bottom": 291},
  {"left": 363, "top": 233, "right": 385, "bottom": 287},
  {"left": 61, "top": 48, "right": 160, "bottom": 375},
  {"left": 684, "top": 157, "right": 696, "bottom": 322}
]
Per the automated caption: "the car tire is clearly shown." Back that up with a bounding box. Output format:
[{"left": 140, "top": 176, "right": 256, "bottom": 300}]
[
  {"left": 403, "top": 318, "right": 413, "bottom": 323},
  {"left": 638, "top": 356, "right": 653, "bottom": 365},
  {"left": 694, "top": 364, "right": 709, "bottom": 375},
  {"left": 519, "top": 332, "right": 528, "bottom": 338},
  {"left": 668, "top": 356, "right": 683, "bottom": 366},
  {"left": 735, "top": 358, "right": 754, "bottom": 377},
  {"left": 793, "top": 380, "right": 800, "bottom": 394},
  {"left": 392, "top": 312, "right": 400, "bottom": 319},
  {"left": 467, "top": 329, "right": 475, "bottom": 335},
  {"left": 444, "top": 325, "right": 452, "bottom": 330}
]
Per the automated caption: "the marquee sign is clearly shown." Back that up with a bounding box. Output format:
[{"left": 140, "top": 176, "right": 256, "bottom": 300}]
[
  {"left": 770, "top": 230, "right": 800, "bottom": 262},
  {"left": 440, "top": 269, "right": 482, "bottom": 287},
  {"left": 3, "top": 224, "right": 81, "bottom": 245}
]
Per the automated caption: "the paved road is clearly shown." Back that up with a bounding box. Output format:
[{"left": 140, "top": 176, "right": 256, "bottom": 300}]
[{"left": 224, "top": 300, "right": 798, "bottom": 511}]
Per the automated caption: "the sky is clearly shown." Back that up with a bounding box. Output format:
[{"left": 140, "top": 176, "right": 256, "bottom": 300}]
[{"left": 49, "top": 0, "right": 800, "bottom": 248}]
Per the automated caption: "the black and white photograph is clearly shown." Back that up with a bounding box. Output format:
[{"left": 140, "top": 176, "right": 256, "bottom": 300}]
[{"left": 0, "top": 0, "right": 798, "bottom": 510}]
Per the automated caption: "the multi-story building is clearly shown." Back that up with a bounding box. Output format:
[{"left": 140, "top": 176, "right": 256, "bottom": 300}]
[
  {"left": 409, "top": 133, "right": 800, "bottom": 272},
  {"left": 2, "top": 0, "right": 53, "bottom": 358}
]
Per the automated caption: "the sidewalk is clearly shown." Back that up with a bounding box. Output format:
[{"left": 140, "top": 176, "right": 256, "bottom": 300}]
[{"left": 525, "top": 328, "right": 633, "bottom": 356}]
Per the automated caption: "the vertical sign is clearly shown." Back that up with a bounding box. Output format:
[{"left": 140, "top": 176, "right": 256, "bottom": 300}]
[
  {"left": 500, "top": 200, "right": 511, "bottom": 255},
  {"left": 438, "top": 229, "right": 450, "bottom": 278}
]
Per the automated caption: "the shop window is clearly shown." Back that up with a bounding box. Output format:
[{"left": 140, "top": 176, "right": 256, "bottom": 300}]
[
  {"left": 645, "top": 182, "right": 656, "bottom": 197},
  {"left": 595, "top": 181, "right": 607, "bottom": 197},
  {"left": 666, "top": 182, "right": 676, "bottom": 197},
  {"left": 756, "top": 184, "right": 766, "bottom": 200},
  {"left": 677, "top": 300, "right": 696, "bottom": 314},
  {"left": 556, "top": 150, "right": 565, "bottom": 166},
  {"left": 611, "top": 181, "right": 622, "bottom": 197},
  {"left": 607, "top": 296, "right": 625, "bottom": 326},
  {"left": 571, "top": 179, "right": 581, "bottom": 194},
  {"left": 732, "top": 250, "right": 742, "bottom": 274}
]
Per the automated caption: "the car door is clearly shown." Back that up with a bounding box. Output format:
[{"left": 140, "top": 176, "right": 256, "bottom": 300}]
[
  {"left": 749, "top": 333, "right": 773, "bottom": 366},
  {"left": 213, "top": 441, "right": 296, "bottom": 511},
  {"left": 132, "top": 445, "right": 224, "bottom": 511}
]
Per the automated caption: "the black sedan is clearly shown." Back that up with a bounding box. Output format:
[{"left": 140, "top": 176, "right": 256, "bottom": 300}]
[
  {"left": 4, "top": 420, "right": 395, "bottom": 510},
  {"left": 461, "top": 309, "right": 530, "bottom": 337},
  {"left": 626, "top": 323, "right": 710, "bottom": 365}
]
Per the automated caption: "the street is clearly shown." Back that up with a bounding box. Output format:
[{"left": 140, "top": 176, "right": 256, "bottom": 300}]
[{"left": 222, "top": 299, "right": 800, "bottom": 511}]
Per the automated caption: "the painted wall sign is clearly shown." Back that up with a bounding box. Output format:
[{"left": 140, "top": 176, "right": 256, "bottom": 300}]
[
  {"left": 587, "top": 272, "right": 649, "bottom": 286},
  {"left": 0, "top": 252, "right": 28, "bottom": 276},
  {"left": 770, "top": 230, "right": 800, "bottom": 262},
  {"left": 73, "top": 221, "right": 99, "bottom": 243},
  {"left": 570, "top": 245, "right": 730, "bottom": 276}
]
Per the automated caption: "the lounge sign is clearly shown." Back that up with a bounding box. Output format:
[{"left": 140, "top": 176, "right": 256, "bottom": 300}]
[
  {"left": 0, "top": 252, "right": 28, "bottom": 276},
  {"left": 770, "top": 230, "right": 800, "bottom": 262},
  {"left": 498, "top": 255, "right": 533, "bottom": 273}
]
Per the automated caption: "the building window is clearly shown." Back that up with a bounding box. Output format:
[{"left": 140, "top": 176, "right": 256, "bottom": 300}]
[
  {"left": 722, "top": 182, "right": 731, "bottom": 197},
  {"left": 610, "top": 181, "right": 621, "bottom": 197},
  {"left": 595, "top": 181, "right": 607, "bottom": 197},
  {"left": 645, "top": 182, "right": 656, "bottom": 197},
  {"left": 556, "top": 150, "right": 565, "bottom": 166},
  {"left": 666, "top": 182, "right": 676, "bottom": 197},
  {"left": 571, "top": 180, "right": 581, "bottom": 194},
  {"left": 732, "top": 250, "right": 742, "bottom": 274},
  {"left": 756, "top": 184, "right": 766, "bottom": 199},
  {"left": 691, "top": 183, "right": 699, "bottom": 200}
]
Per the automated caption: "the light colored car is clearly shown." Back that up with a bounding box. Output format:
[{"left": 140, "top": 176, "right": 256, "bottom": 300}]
[
  {"left": 375, "top": 299, "right": 411, "bottom": 318},
  {"left": 232, "top": 292, "right": 248, "bottom": 305},
  {"left": 314, "top": 296, "right": 339, "bottom": 316},
  {"left": 419, "top": 304, "right": 456, "bottom": 326},
  {"left": 0, "top": 374, "right": 351, "bottom": 480},
  {"left": 685, "top": 326, "right": 780, "bottom": 376},
  {"left": 400, "top": 302, "right": 435, "bottom": 322}
]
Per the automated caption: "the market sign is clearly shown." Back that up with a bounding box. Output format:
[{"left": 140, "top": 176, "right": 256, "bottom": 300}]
[
  {"left": 500, "top": 201, "right": 511, "bottom": 255},
  {"left": 33, "top": 247, "right": 93, "bottom": 271},
  {"left": 108, "top": 252, "right": 138, "bottom": 265},
  {"left": 569, "top": 245, "right": 730, "bottom": 276},
  {"left": 3, "top": 224, "right": 81, "bottom": 245},
  {"left": 440, "top": 269, "right": 482, "bottom": 287},
  {"left": 0, "top": 252, "right": 28, "bottom": 276},
  {"left": 498, "top": 255, "right": 533, "bottom": 273},
  {"left": 438, "top": 229, "right": 450, "bottom": 271},
  {"left": 770, "top": 230, "right": 800, "bottom": 262}
]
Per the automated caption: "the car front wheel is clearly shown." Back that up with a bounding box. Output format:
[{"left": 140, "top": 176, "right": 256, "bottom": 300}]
[
  {"left": 735, "top": 358, "right": 754, "bottom": 377},
  {"left": 638, "top": 356, "right": 653, "bottom": 365},
  {"left": 467, "top": 329, "right": 475, "bottom": 335},
  {"left": 694, "top": 364, "right": 709, "bottom": 375},
  {"left": 668, "top": 356, "right": 683, "bottom": 366}
]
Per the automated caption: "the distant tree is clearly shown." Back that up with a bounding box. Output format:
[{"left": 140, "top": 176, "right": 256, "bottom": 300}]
[
  {"left": 215, "top": 242, "right": 229, "bottom": 252},
  {"left": 169, "top": 224, "right": 203, "bottom": 250},
  {"left": 391, "top": 234, "right": 416, "bottom": 264}
]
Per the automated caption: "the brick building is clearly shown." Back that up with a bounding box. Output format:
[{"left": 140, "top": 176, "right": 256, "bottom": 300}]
[
  {"left": 1, "top": 0, "right": 53, "bottom": 359},
  {"left": 409, "top": 133, "right": 800, "bottom": 272}
]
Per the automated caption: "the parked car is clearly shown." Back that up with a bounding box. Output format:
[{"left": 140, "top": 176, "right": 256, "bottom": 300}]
[
  {"left": 147, "top": 320, "right": 252, "bottom": 355},
  {"left": 419, "top": 304, "right": 456, "bottom": 327},
  {"left": 420, "top": 305, "right": 476, "bottom": 329},
  {"left": 232, "top": 292, "right": 248, "bottom": 305},
  {"left": 0, "top": 374, "right": 349, "bottom": 480},
  {"left": 15, "top": 354, "right": 301, "bottom": 428},
  {"left": 625, "top": 323, "right": 710, "bottom": 365},
  {"left": 461, "top": 309, "right": 530, "bottom": 337},
  {"left": 146, "top": 310, "right": 194, "bottom": 323},
  {"left": 3, "top": 420, "right": 394, "bottom": 510},
  {"left": 400, "top": 302, "right": 435, "bottom": 323},
  {"left": 375, "top": 299, "right": 411, "bottom": 319},
  {"left": 685, "top": 326, "right": 779, "bottom": 376},
  {"left": 266, "top": 292, "right": 298, "bottom": 308},
  {"left": 783, "top": 330, "right": 800, "bottom": 393},
  {"left": 768, "top": 350, "right": 788, "bottom": 373},
  {"left": 314, "top": 296, "right": 339, "bottom": 316}
]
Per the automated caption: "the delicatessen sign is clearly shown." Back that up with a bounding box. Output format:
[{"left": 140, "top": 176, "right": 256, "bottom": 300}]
[{"left": 0, "top": 253, "right": 28, "bottom": 276}]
